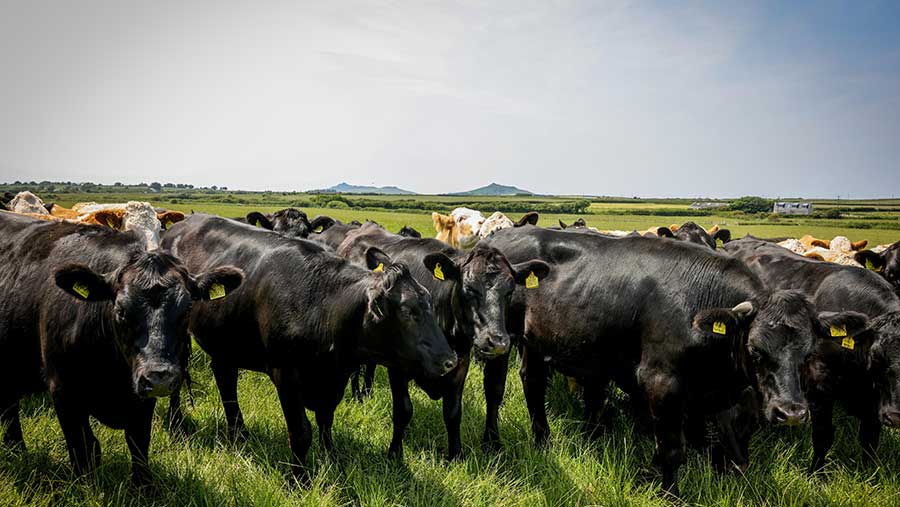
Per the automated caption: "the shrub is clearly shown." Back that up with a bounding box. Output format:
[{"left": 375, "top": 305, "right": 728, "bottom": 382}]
[
  {"left": 729, "top": 196, "right": 774, "bottom": 214},
  {"left": 326, "top": 200, "right": 350, "bottom": 209}
]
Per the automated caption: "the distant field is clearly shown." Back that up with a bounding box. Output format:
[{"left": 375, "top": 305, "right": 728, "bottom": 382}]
[
  {"left": 35, "top": 190, "right": 900, "bottom": 246},
  {"left": 3, "top": 188, "right": 900, "bottom": 506}
]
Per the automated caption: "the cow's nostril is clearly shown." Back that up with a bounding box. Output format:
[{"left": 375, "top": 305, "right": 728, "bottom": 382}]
[
  {"left": 772, "top": 407, "right": 788, "bottom": 423},
  {"left": 443, "top": 358, "right": 457, "bottom": 372}
]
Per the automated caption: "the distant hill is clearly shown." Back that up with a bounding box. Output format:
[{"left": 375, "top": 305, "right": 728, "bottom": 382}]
[
  {"left": 315, "top": 182, "right": 416, "bottom": 195},
  {"left": 450, "top": 182, "right": 533, "bottom": 196}
]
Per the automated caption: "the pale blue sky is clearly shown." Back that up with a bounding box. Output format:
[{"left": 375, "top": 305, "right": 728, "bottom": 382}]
[{"left": 1, "top": 1, "right": 898, "bottom": 197}]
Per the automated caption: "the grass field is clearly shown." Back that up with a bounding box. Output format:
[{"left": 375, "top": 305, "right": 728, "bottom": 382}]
[{"left": 2, "top": 191, "right": 900, "bottom": 506}]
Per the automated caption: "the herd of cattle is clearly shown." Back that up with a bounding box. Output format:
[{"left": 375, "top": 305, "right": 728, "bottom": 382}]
[{"left": 1, "top": 190, "right": 900, "bottom": 496}]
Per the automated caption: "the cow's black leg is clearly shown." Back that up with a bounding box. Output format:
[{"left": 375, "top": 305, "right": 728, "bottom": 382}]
[
  {"left": 442, "top": 351, "right": 470, "bottom": 460},
  {"left": 363, "top": 361, "right": 376, "bottom": 397},
  {"left": 315, "top": 410, "right": 335, "bottom": 455},
  {"left": 482, "top": 352, "right": 510, "bottom": 452},
  {"left": 582, "top": 376, "right": 610, "bottom": 439},
  {"left": 164, "top": 385, "right": 187, "bottom": 433},
  {"left": 211, "top": 362, "right": 247, "bottom": 441},
  {"left": 809, "top": 396, "right": 835, "bottom": 472},
  {"left": 125, "top": 399, "right": 156, "bottom": 487},
  {"left": 271, "top": 367, "right": 312, "bottom": 484},
  {"left": 52, "top": 390, "right": 101, "bottom": 477},
  {"left": 640, "top": 368, "right": 685, "bottom": 496},
  {"left": 387, "top": 368, "right": 412, "bottom": 459},
  {"left": 520, "top": 346, "right": 551, "bottom": 446},
  {"left": 0, "top": 399, "right": 24, "bottom": 448},
  {"left": 859, "top": 410, "right": 881, "bottom": 464}
]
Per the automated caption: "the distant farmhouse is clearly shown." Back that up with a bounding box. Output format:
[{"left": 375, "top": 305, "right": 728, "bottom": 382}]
[
  {"left": 773, "top": 201, "right": 813, "bottom": 215},
  {"left": 689, "top": 201, "right": 729, "bottom": 210}
]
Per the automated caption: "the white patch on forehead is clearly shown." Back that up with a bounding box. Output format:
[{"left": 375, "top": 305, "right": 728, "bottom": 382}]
[
  {"left": 122, "top": 201, "right": 162, "bottom": 250},
  {"left": 9, "top": 191, "right": 48, "bottom": 214}
]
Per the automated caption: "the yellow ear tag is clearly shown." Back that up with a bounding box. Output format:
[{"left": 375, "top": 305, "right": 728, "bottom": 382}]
[
  {"left": 373, "top": 263, "right": 384, "bottom": 273},
  {"left": 433, "top": 262, "right": 445, "bottom": 281},
  {"left": 164, "top": 220, "right": 173, "bottom": 229},
  {"left": 255, "top": 220, "right": 262, "bottom": 228},
  {"left": 106, "top": 218, "right": 116, "bottom": 228},
  {"left": 712, "top": 321, "right": 727, "bottom": 335},
  {"left": 841, "top": 337, "right": 855, "bottom": 350},
  {"left": 830, "top": 324, "right": 847, "bottom": 337},
  {"left": 208, "top": 283, "right": 226, "bottom": 300},
  {"left": 72, "top": 281, "right": 90, "bottom": 299},
  {"left": 525, "top": 271, "right": 539, "bottom": 289},
  {"left": 865, "top": 258, "right": 883, "bottom": 272}
]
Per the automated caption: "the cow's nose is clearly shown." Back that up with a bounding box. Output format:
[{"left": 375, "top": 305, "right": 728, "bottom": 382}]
[
  {"left": 772, "top": 403, "right": 808, "bottom": 426},
  {"left": 441, "top": 355, "right": 458, "bottom": 375},
  {"left": 479, "top": 335, "right": 510, "bottom": 357},
  {"left": 881, "top": 409, "right": 900, "bottom": 428},
  {"left": 138, "top": 366, "right": 180, "bottom": 397}
]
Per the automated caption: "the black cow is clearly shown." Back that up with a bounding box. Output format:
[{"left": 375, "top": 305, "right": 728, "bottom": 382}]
[
  {"left": 398, "top": 225, "right": 422, "bottom": 238},
  {"left": 725, "top": 237, "right": 900, "bottom": 470},
  {"left": 236, "top": 208, "right": 334, "bottom": 238},
  {"left": 0, "top": 191, "right": 15, "bottom": 210},
  {"left": 481, "top": 225, "right": 825, "bottom": 494},
  {"left": 673, "top": 222, "right": 731, "bottom": 249},
  {"left": 856, "top": 242, "right": 900, "bottom": 295},
  {"left": 0, "top": 212, "right": 242, "bottom": 484},
  {"left": 161, "top": 214, "right": 457, "bottom": 480},
  {"left": 336, "top": 222, "right": 548, "bottom": 459},
  {"left": 308, "top": 219, "right": 362, "bottom": 251}
]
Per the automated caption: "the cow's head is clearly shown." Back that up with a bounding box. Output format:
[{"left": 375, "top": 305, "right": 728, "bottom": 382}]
[
  {"left": 818, "top": 311, "right": 900, "bottom": 428},
  {"left": 361, "top": 247, "right": 457, "bottom": 378},
  {"left": 451, "top": 208, "right": 485, "bottom": 249},
  {"left": 158, "top": 211, "right": 186, "bottom": 230},
  {"left": 398, "top": 225, "right": 422, "bottom": 238},
  {"left": 674, "top": 222, "right": 730, "bottom": 249},
  {"left": 423, "top": 245, "right": 550, "bottom": 358},
  {"left": 856, "top": 244, "right": 900, "bottom": 294},
  {"left": 695, "top": 291, "right": 823, "bottom": 426},
  {"left": 246, "top": 208, "right": 311, "bottom": 238},
  {"left": 54, "top": 253, "right": 243, "bottom": 398}
]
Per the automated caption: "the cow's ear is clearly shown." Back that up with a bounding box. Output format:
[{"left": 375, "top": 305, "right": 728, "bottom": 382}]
[
  {"left": 656, "top": 227, "right": 674, "bottom": 238},
  {"left": 365, "top": 247, "right": 393, "bottom": 272},
  {"left": 713, "top": 228, "right": 732, "bottom": 244},
  {"left": 693, "top": 301, "right": 755, "bottom": 342},
  {"left": 515, "top": 212, "right": 539, "bottom": 227},
  {"left": 310, "top": 215, "right": 336, "bottom": 233},
  {"left": 191, "top": 266, "right": 244, "bottom": 301},
  {"left": 855, "top": 251, "right": 886, "bottom": 273},
  {"left": 423, "top": 253, "right": 460, "bottom": 281},
  {"left": 55, "top": 264, "right": 115, "bottom": 301},
  {"left": 817, "top": 311, "right": 871, "bottom": 346},
  {"left": 246, "top": 212, "right": 273, "bottom": 230},
  {"left": 432, "top": 212, "right": 453, "bottom": 232},
  {"left": 558, "top": 219, "right": 568, "bottom": 229},
  {"left": 157, "top": 211, "right": 186, "bottom": 230},
  {"left": 512, "top": 260, "right": 550, "bottom": 286},
  {"left": 92, "top": 210, "right": 123, "bottom": 230}
]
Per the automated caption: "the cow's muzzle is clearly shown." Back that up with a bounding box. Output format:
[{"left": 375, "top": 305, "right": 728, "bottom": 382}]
[
  {"left": 135, "top": 364, "right": 182, "bottom": 398},
  {"left": 770, "top": 402, "right": 808, "bottom": 426}
]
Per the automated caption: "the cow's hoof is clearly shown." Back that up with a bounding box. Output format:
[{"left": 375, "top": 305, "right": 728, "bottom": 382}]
[{"left": 387, "top": 446, "right": 403, "bottom": 461}]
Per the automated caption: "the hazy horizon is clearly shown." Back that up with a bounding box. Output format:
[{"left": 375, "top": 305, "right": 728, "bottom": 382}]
[{"left": 1, "top": 1, "right": 898, "bottom": 198}]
